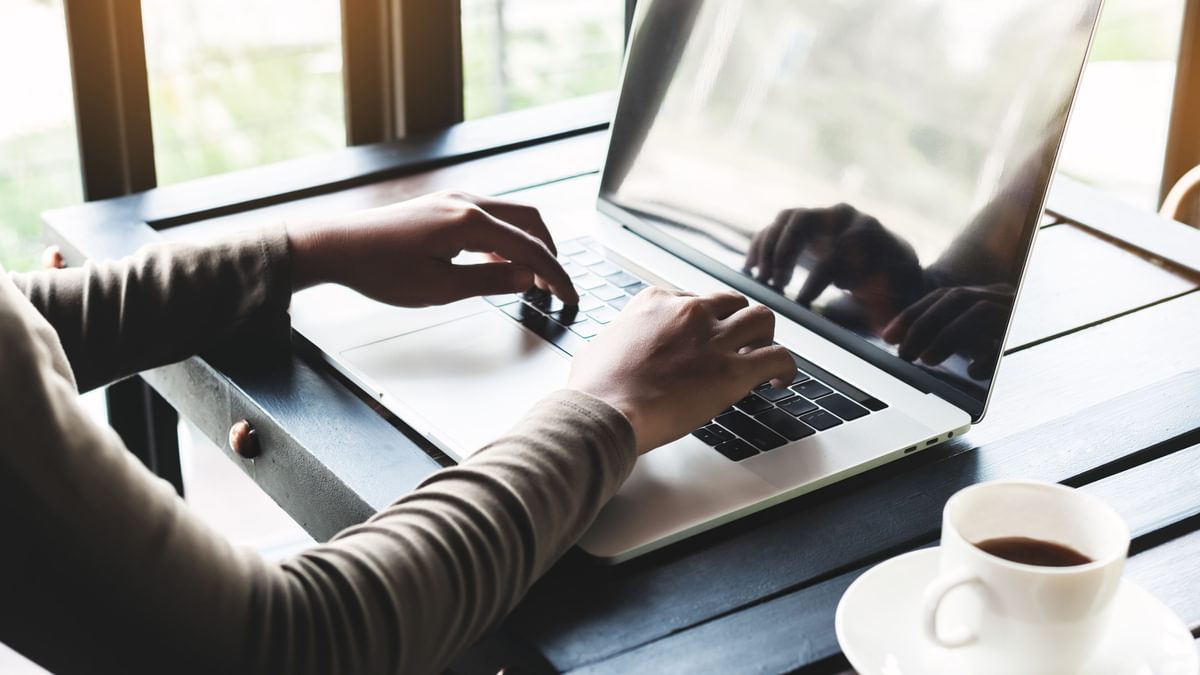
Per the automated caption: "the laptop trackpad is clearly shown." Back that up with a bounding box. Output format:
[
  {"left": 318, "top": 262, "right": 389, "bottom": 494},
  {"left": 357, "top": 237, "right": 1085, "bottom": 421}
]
[{"left": 340, "top": 310, "right": 572, "bottom": 458}]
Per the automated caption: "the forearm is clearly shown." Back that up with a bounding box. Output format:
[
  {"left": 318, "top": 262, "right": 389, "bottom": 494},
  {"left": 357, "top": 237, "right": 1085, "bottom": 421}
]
[
  {"left": 249, "top": 389, "right": 636, "bottom": 673},
  {"left": 1, "top": 317, "right": 635, "bottom": 675},
  {"left": 9, "top": 228, "right": 292, "bottom": 392}
]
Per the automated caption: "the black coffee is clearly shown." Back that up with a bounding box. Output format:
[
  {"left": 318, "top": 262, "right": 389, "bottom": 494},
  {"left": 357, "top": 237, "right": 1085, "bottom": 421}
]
[{"left": 974, "top": 536, "right": 1093, "bottom": 567}]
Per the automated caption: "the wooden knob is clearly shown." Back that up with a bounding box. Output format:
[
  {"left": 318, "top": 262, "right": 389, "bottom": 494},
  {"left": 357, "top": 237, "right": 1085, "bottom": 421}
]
[
  {"left": 41, "top": 246, "right": 65, "bottom": 270},
  {"left": 228, "top": 419, "right": 259, "bottom": 458}
]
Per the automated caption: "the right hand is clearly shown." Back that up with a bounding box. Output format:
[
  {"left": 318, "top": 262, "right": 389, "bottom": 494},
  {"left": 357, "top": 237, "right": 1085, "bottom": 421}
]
[
  {"left": 744, "top": 203, "right": 924, "bottom": 318},
  {"left": 568, "top": 288, "right": 795, "bottom": 454}
]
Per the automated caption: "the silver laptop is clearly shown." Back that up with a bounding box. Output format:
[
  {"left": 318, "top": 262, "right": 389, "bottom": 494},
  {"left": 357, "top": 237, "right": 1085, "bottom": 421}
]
[{"left": 292, "top": 0, "right": 1103, "bottom": 562}]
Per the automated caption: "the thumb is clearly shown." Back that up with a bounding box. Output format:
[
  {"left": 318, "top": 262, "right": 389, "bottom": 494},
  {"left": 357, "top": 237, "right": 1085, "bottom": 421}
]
[{"left": 446, "top": 262, "right": 535, "bottom": 300}]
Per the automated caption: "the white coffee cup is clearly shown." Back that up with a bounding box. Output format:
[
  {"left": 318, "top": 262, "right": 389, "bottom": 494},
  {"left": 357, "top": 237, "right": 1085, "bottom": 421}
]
[{"left": 921, "top": 480, "right": 1130, "bottom": 674}]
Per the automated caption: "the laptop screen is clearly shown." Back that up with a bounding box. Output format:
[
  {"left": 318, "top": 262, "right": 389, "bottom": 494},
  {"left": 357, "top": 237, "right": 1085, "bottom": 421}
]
[{"left": 599, "top": 0, "right": 1103, "bottom": 419}]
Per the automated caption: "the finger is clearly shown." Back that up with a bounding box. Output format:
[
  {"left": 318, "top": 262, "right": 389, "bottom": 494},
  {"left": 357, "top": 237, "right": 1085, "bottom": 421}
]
[
  {"left": 696, "top": 291, "right": 749, "bottom": 319},
  {"left": 436, "top": 262, "right": 536, "bottom": 303},
  {"left": 795, "top": 256, "right": 836, "bottom": 306},
  {"left": 470, "top": 196, "right": 559, "bottom": 256},
  {"left": 882, "top": 289, "right": 943, "bottom": 344},
  {"left": 752, "top": 211, "right": 791, "bottom": 283},
  {"left": 897, "top": 289, "right": 975, "bottom": 361},
  {"left": 769, "top": 210, "right": 815, "bottom": 288},
  {"left": 736, "top": 344, "right": 796, "bottom": 390},
  {"left": 718, "top": 304, "right": 775, "bottom": 350},
  {"left": 966, "top": 343, "right": 1002, "bottom": 380},
  {"left": 463, "top": 212, "right": 579, "bottom": 303},
  {"left": 920, "top": 301, "right": 1006, "bottom": 366}
]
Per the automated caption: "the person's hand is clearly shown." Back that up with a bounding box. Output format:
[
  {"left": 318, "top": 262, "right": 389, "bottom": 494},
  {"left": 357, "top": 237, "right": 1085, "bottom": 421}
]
[
  {"left": 744, "top": 203, "right": 924, "bottom": 318},
  {"left": 568, "top": 288, "right": 795, "bottom": 454},
  {"left": 881, "top": 283, "right": 1015, "bottom": 379},
  {"left": 287, "top": 191, "right": 578, "bottom": 306}
]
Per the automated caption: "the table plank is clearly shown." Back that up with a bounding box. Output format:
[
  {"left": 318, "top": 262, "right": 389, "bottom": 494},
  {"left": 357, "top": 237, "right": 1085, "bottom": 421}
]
[
  {"left": 969, "top": 288, "right": 1200, "bottom": 446},
  {"left": 1006, "top": 223, "right": 1198, "bottom": 349},
  {"left": 159, "top": 134, "right": 608, "bottom": 245},
  {"left": 1047, "top": 174, "right": 1200, "bottom": 275},
  {"left": 504, "top": 370, "right": 1200, "bottom": 672},
  {"left": 573, "top": 431, "right": 1200, "bottom": 674}
]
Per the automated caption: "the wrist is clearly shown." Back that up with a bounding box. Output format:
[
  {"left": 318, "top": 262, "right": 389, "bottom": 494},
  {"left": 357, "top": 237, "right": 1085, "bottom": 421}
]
[
  {"left": 287, "top": 225, "right": 336, "bottom": 291},
  {"left": 568, "top": 386, "right": 646, "bottom": 454}
]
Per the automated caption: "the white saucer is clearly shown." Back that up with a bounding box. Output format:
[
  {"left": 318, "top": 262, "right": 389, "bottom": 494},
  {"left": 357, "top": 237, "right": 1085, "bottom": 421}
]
[{"left": 835, "top": 548, "right": 1198, "bottom": 675}]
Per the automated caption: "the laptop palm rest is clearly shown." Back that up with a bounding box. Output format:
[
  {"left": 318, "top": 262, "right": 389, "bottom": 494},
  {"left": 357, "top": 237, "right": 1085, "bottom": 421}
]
[{"left": 340, "top": 311, "right": 571, "bottom": 459}]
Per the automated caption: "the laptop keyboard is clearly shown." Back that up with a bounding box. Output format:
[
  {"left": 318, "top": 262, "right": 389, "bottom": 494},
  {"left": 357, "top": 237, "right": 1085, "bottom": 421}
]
[{"left": 484, "top": 236, "right": 888, "bottom": 462}]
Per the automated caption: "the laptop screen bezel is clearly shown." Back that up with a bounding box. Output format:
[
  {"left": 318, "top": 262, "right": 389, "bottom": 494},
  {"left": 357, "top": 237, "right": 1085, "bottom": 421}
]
[{"left": 595, "top": 0, "right": 1105, "bottom": 423}]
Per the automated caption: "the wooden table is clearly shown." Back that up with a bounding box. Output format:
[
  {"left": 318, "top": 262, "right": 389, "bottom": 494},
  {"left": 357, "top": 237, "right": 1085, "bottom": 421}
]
[{"left": 45, "top": 122, "right": 1200, "bottom": 673}]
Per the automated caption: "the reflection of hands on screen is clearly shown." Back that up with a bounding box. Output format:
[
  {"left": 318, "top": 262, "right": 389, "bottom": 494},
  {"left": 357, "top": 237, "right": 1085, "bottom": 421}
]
[
  {"left": 881, "top": 283, "right": 1015, "bottom": 379},
  {"left": 743, "top": 203, "right": 925, "bottom": 319}
]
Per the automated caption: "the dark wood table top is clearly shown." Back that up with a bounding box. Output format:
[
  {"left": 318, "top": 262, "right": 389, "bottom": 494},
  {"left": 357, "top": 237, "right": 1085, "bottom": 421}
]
[{"left": 44, "top": 128, "right": 1200, "bottom": 674}]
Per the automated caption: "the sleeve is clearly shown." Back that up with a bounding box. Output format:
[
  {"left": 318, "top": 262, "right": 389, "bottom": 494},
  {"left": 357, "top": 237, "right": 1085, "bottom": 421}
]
[
  {"left": 0, "top": 280, "right": 636, "bottom": 675},
  {"left": 8, "top": 228, "right": 293, "bottom": 393}
]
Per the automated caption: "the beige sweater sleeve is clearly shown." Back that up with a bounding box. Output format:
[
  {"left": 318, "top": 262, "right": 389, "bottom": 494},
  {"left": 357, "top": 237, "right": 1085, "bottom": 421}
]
[{"left": 0, "top": 235, "right": 636, "bottom": 675}]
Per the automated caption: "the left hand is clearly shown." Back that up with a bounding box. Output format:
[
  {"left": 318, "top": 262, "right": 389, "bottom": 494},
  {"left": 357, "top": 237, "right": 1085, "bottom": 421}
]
[
  {"left": 881, "top": 283, "right": 1015, "bottom": 379},
  {"left": 286, "top": 191, "right": 579, "bottom": 307}
]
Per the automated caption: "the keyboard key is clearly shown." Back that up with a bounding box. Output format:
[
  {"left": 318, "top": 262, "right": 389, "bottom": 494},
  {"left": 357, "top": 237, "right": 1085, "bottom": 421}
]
[
  {"left": 706, "top": 424, "right": 735, "bottom": 442},
  {"left": 714, "top": 411, "right": 786, "bottom": 451},
  {"left": 561, "top": 262, "right": 589, "bottom": 278},
  {"left": 589, "top": 261, "right": 622, "bottom": 277},
  {"left": 779, "top": 397, "right": 819, "bottom": 417},
  {"left": 569, "top": 319, "right": 601, "bottom": 339},
  {"left": 791, "top": 369, "right": 812, "bottom": 385},
  {"left": 503, "top": 303, "right": 588, "bottom": 356},
  {"left": 755, "top": 383, "right": 796, "bottom": 403},
  {"left": 550, "top": 306, "right": 587, "bottom": 325},
  {"left": 591, "top": 284, "right": 626, "bottom": 302},
  {"left": 608, "top": 295, "right": 631, "bottom": 310},
  {"left": 558, "top": 240, "right": 587, "bottom": 256},
  {"left": 819, "top": 394, "right": 870, "bottom": 421},
  {"left": 543, "top": 324, "right": 590, "bottom": 356},
  {"left": 587, "top": 305, "right": 620, "bottom": 324},
  {"left": 755, "top": 409, "right": 816, "bottom": 441},
  {"left": 789, "top": 349, "right": 887, "bottom": 411},
  {"left": 571, "top": 251, "right": 604, "bottom": 266},
  {"left": 608, "top": 271, "right": 642, "bottom": 288},
  {"left": 692, "top": 427, "right": 721, "bottom": 446},
  {"left": 500, "top": 302, "right": 532, "bottom": 321},
  {"left": 576, "top": 294, "right": 606, "bottom": 312},
  {"left": 714, "top": 439, "right": 758, "bottom": 461},
  {"left": 624, "top": 281, "right": 649, "bottom": 295},
  {"left": 574, "top": 274, "right": 607, "bottom": 290},
  {"left": 792, "top": 380, "right": 833, "bottom": 400},
  {"left": 861, "top": 397, "right": 889, "bottom": 412},
  {"left": 800, "top": 410, "right": 842, "bottom": 431},
  {"left": 485, "top": 293, "right": 520, "bottom": 307},
  {"left": 734, "top": 393, "right": 773, "bottom": 415},
  {"left": 522, "top": 289, "right": 564, "bottom": 313}
]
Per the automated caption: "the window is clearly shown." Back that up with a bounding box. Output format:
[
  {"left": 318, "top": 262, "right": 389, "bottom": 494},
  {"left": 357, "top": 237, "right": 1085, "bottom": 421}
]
[
  {"left": 0, "top": 0, "right": 81, "bottom": 272},
  {"left": 1058, "top": 0, "right": 1186, "bottom": 210},
  {"left": 461, "top": 0, "right": 625, "bottom": 119},
  {"left": 141, "top": 0, "right": 346, "bottom": 185}
]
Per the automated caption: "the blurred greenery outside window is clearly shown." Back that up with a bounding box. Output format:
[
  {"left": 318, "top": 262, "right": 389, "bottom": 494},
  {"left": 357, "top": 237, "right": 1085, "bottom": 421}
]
[
  {"left": 0, "top": 0, "right": 80, "bottom": 272},
  {"left": 461, "top": 0, "right": 624, "bottom": 119},
  {"left": 0, "top": 0, "right": 1188, "bottom": 275},
  {"left": 1058, "top": 0, "right": 1185, "bottom": 210},
  {"left": 141, "top": 0, "right": 346, "bottom": 186}
]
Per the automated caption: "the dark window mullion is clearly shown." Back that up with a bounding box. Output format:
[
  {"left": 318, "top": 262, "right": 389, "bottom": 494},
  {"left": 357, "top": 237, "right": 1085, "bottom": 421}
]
[
  {"left": 62, "top": 0, "right": 156, "bottom": 200},
  {"left": 341, "top": 0, "right": 463, "bottom": 145},
  {"left": 1162, "top": 0, "right": 1200, "bottom": 219},
  {"left": 62, "top": 0, "right": 181, "bottom": 495}
]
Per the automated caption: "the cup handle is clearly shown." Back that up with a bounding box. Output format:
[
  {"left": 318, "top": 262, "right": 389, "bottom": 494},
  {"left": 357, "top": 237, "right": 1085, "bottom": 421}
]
[{"left": 921, "top": 569, "right": 983, "bottom": 648}]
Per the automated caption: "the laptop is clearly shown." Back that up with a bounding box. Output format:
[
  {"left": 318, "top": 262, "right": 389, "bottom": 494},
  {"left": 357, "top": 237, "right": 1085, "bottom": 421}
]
[{"left": 292, "top": 0, "right": 1104, "bottom": 562}]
